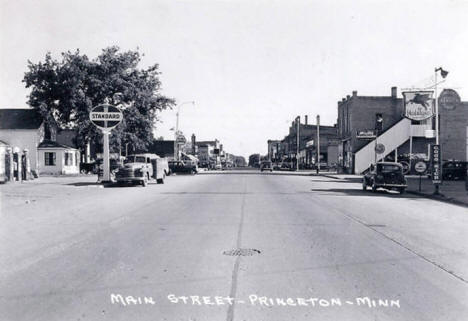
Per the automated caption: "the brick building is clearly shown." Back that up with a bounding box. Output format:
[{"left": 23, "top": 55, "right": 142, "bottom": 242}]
[
  {"left": 336, "top": 87, "right": 468, "bottom": 174},
  {"left": 275, "top": 115, "right": 339, "bottom": 168}
]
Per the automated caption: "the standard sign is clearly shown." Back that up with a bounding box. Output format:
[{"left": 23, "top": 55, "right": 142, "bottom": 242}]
[
  {"left": 90, "top": 104, "right": 123, "bottom": 130},
  {"left": 430, "top": 144, "right": 441, "bottom": 184}
]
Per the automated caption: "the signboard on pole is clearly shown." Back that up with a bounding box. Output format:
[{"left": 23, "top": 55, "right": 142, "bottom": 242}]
[
  {"left": 430, "top": 144, "right": 442, "bottom": 184},
  {"left": 375, "top": 143, "right": 385, "bottom": 154},
  {"left": 403, "top": 91, "right": 434, "bottom": 121},
  {"left": 89, "top": 104, "right": 123, "bottom": 183},
  {"left": 176, "top": 135, "right": 186, "bottom": 145},
  {"left": 89, "top": 104, "right": 123, "bottom": 130},
  {"left": 414, "top": 161, "right": 427, "bottom": 174}
]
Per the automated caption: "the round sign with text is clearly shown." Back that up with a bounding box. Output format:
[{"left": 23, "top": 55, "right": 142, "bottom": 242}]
[
  {"left": 375, "top": 143, "right": 385, "bottom": 154},
  {"left": 89, "top": 104, "right": 123, "bottom": 130},
  {"left": 414, "top": 161, "right": 427, "bottom": 174},
  {"left": 439, "top": 89, "right": 460, "bottom": 111}
]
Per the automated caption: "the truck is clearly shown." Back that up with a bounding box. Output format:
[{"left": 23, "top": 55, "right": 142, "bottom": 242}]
[{"left": 115, "top": 153, "right": 169, "bottom": 186}]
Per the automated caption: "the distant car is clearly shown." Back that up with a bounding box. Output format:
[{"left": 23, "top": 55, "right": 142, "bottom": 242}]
[
  {"left": 362, "top": 162, "right": 407, "bottom": 194},
  {"left": 442, "top": 160, "right": 467, "bottom": 180},
  {"left": 168, "top": 160, "right": 197, "bottom": 174},
  {"left": 214, "top": 163, "right": 222, "bottom": 170},
  {"left": 260, "top": 161, "right": 273, "bottom": 172}
]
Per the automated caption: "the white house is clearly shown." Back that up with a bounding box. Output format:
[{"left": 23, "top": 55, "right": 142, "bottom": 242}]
[{"left": 37, "top": 140, "right": 80, "bottom": 175}]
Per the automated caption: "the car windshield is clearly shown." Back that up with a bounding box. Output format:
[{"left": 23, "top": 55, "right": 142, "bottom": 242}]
[
  {"left": 125, "top": 156, "right": 146, "bottom": 163},
  {"left": 378, "top": 164, "right": 401, "bottom": 173}
]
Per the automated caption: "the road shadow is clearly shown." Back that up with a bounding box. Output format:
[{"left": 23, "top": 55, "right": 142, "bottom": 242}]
[
  {"left": 65, "top": 182, "right": 102, "bottom": 187},
  {"left": 310, "top": 187, "right": 422, "bottom": 199}
]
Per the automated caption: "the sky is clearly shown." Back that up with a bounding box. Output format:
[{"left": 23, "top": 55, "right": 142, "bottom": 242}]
[{"left": 1, "top": 0, "right": 468, "bottom": 158}]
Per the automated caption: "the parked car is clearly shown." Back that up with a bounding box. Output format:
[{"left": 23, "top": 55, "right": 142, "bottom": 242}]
[
  {"left": 278, "top": 162, "right": 295, "bottom": 171},
  {"left": 260, "top": 160, "right": 273, "bottom": 172},
  {"left": 80, "top": 162, "right": 96, "bottom": 174},
  {"left": 115, "top": 154, "right": 168, "bottom": 186},
  {"left": 362, "top": 162, "right": 407, "bottom": 194},
  {"left": 168, "top": 160, "right": 197, "bottom": 174},
  {"left": 442, "top": 160, "right": 467, "bottom": 180}
]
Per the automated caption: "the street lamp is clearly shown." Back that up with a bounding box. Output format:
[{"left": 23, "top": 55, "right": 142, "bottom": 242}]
[
  {"left": 433, "top": 67, "right": 448, "bottom": 195},
  {"left": 174, "top": 101, "right": 195, "bottom": 161}
]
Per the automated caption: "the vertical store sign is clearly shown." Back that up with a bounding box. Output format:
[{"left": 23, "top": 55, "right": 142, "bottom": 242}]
[{"left": 430, "top": 144, "right": 441, "bottom": 184}]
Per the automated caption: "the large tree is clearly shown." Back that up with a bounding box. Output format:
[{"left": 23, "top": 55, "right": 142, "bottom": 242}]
[{"left": 23, "top": 46, "right": 174, "bottom": 152}]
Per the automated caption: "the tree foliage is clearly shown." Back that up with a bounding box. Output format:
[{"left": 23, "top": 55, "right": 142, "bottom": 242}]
[{"left": 23, "top": 47, "right": 175, "bottom": 152}]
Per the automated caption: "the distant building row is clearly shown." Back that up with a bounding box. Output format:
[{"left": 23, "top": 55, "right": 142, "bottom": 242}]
[
  {"left": 267, "top": 115, "right": 340, "bottom": 169},
  {"left": 267, "top": 86, "right": 468, "bottom": 173}
]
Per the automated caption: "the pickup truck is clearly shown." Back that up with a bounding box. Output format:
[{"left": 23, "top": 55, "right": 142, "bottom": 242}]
[{"left": 115, "top": 154, "right": 169, "bottom": 186}]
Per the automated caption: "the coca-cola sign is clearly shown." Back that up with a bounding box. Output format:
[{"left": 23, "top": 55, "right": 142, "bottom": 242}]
[{"left": 403, "top": 91, "right": 434, "bottom": 121}]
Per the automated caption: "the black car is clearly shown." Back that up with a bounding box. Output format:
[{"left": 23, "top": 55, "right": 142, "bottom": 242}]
[
  {"left": 260, "top": 161, "right": 273, "bottom": 172},
  {"left": 362, "top": 162, "right": 407, "bottom": 194},
  {"left": 168, "top": 160, "right": 197, "bottom": 175},
  {"left": 442, "top": 161, "right": 467, "bottom": 180}
]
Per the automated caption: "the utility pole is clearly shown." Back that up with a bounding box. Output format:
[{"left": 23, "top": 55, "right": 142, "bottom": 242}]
[
  {"left": 174, "top": 101, "right": 195, "bottom": 161},
  {"left": 316, "top": 115, "right": 320, "bottom": 174},
  {"left": 296, "top": 116, "right": 300, "bottom": 171}
]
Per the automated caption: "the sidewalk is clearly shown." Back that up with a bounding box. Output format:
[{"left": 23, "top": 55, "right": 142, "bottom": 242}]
[
  {"left": 325, "top": 173, "right": 468, "bottom": 207},
  {"left": 405, "top": 176, "right": 468, "bottom": 207}
]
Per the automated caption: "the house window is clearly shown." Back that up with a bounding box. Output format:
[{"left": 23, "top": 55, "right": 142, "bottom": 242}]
[
  {"left": 45, "top": 152, "right": 56, "bottom": 166},
  {"left": 65, "top": 152, "right": 73, "bottom": 166}
]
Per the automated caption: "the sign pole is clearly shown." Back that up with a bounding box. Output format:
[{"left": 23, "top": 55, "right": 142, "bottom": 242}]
[
  {"left": 434, "top": 69, "right": 440, "bottom": 195},
  {"left": 296, "top": 116, "right": 300, "bottom": 171},
  {"left": 102, "top": 129, "right": 111, "bottom": 182},
  {"left": 316, "top": 115, "right": 320, "bottom": 174},
  {"left": 89, "top": 103, "right": 123, "bottom": 183}
]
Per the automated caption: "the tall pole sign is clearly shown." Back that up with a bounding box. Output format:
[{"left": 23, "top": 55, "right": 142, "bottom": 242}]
[
  {"left": 316, "top": 115, "right": 320, "bottom": 174},
  {"left": 296, "top": 116, "right": 300, "bottom": 171},
  {"left": 431, "top": 144, "right": 442, "bottom": 187},
  {"left": 89, "top": 104, "right": 123, "bottom": 182},
  {"left": 433, "top": 67, "right": 448, "bottom": 194}
]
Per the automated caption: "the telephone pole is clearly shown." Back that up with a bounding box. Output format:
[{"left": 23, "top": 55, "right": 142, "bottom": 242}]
[{"left": 316, "top": 115, "right": 320, "bottom": 174}]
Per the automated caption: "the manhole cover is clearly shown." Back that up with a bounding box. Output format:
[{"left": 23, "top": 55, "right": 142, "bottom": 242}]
[{"left": 223, "top": 248, "right": 261, "bottom": 256}]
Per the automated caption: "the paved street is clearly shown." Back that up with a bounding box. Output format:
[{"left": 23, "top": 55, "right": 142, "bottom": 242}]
[{"left": 1, "top": 172, "right": 468, "bottom": 321}]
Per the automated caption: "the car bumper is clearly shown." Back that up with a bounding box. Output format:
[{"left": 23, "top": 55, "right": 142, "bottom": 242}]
[
  {"left": 116, "top": 177, "right": 144, "bottom": 183},
  {"left": 376, "top": 183, "right": 407, "bottom": 188}
]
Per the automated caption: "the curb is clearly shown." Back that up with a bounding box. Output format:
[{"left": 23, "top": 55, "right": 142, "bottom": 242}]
[{"left": 406, "top": 190, "right": 468, "bottom": 208}]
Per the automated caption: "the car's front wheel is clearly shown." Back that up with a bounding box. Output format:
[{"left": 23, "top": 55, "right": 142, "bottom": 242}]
[
  {"left": 362, "top": 180, "right": 367, "bottom": 191},
  {"left": 371, "top": 181, "right": 377, "bottom": 192},
  {"left": 399, "top": 188, "right": 406, "bottom": 194}
]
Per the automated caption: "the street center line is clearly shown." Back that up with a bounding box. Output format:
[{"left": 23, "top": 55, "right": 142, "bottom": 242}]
[{"left": 226, "top": 177, "right": 247, "bottom": 321}]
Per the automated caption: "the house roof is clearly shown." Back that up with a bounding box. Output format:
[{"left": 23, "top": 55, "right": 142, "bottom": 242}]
[
  {"left": 38, "top": 140, "right": 76, "bottom": 150},
  {"left": 0, "top": 108, "right": 43, "bottom": 129}
]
